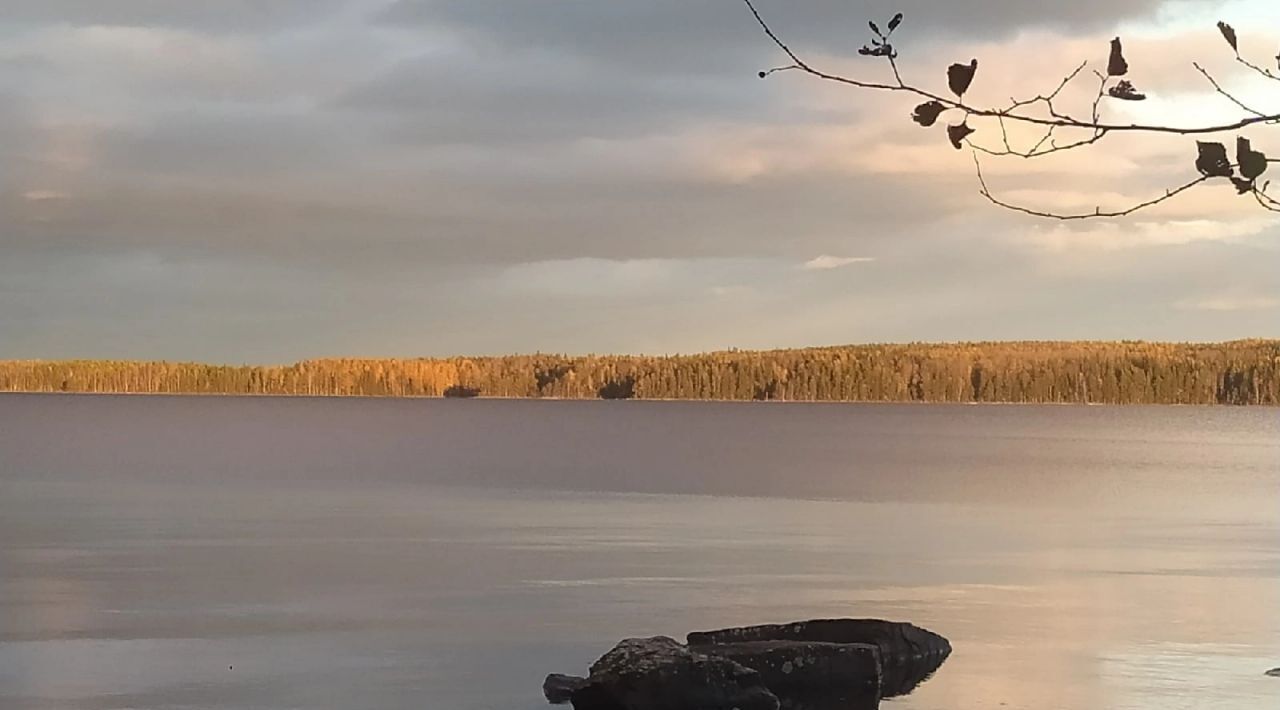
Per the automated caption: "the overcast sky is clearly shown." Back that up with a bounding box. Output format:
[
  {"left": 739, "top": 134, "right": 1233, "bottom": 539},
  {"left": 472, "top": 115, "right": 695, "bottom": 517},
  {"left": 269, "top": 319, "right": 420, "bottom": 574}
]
[{"left": 1, "top": 0, "right": 1278, "bottom": 363}]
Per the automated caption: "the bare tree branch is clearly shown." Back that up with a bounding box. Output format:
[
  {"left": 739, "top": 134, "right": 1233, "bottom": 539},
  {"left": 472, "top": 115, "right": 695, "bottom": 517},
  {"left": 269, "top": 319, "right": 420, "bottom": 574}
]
[
  {"left": 740, "top": 1, "right": 1280, "bottom": 219},
  {"left": 742, "top": 0, "right": 1280, "bottom": 136}
]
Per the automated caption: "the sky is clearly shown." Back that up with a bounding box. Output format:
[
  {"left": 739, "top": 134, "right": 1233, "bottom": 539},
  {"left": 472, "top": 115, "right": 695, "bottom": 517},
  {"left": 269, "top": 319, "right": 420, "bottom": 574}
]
[{"left": 1, "top": 0, "right": 1278, "bottom": 363}]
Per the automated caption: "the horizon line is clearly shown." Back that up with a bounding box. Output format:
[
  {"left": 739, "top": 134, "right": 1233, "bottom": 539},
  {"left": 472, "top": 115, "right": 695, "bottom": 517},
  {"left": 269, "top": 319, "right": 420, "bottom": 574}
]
[{"left": 3, "top": 337, "right": 1277, "bottom": 368}]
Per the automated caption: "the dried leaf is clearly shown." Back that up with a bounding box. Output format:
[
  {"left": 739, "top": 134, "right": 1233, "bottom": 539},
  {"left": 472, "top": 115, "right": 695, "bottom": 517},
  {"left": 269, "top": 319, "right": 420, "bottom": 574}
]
[
  {"left": 869, "top": 20, "right": 882, "bottom": 37},
  {"left": 1194, "top": 141, "right": 1233, "bottom": 178},
  {"left": 947, "top": 59, "right": 977, "bottom": 97},
  {"left": 911, "top": 100, "right": 947, "bottom": 127},
  {"left": 947, "top": 122, "right": 974, "bottom": 150},
  {"left": 1236, "top": 136, "right": 1268, "bottom": 181},
  {"left": 888, "top": 13, "right": 903, "bottom": 32},
  {"left": 1108, "top": 37, "right": 1129, "bottom": 76},
  {"left": 1217, "top": 21, "right": 1238, "bottom": 53},
  {"left": 1107, "top": 80, "right": 1146, "bottom": 101},
  {"left": 1230, "top": 177, "right": 1254, "bottom": 195}
]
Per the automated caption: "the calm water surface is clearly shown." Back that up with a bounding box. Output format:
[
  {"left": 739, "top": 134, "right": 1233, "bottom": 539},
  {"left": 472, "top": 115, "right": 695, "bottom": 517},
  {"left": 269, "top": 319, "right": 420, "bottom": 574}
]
[{"left": 0, "top": 395, "right": 1277, "bottom": 709}]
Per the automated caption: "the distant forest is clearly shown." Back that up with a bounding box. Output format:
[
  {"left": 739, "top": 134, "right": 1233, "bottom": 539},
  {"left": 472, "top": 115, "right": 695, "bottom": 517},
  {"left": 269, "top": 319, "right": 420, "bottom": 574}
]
[{"left": 1, "top": 341, "right": 1277, "bottom": 405}]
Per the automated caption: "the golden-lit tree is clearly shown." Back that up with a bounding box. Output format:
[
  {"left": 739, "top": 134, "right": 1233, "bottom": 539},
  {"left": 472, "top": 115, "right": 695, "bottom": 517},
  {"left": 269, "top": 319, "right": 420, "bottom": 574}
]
[{"left": 2, "top": 341, "right": 1276, "bottom": 404}]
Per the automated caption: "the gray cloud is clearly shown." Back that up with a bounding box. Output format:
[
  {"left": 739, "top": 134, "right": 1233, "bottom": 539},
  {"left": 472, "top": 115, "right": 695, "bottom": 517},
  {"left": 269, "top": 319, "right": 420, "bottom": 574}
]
[
  {"left": 380, "top": 0, "right": 1181, "bottom": 62},
  {"left": 4, "top": 226, "right": 1276, "bottom": 363},
  {"left": 0, "top": 0, "right": 1275, "bottom": 362},
  {"left": 335, "top": 47, "right": 759, "bottom": 146},
  {"left": 0, "top": 0, "right": 353, "bottom": 32},
  {"left": 353, "top": 0, "right": 1191, "bottom": 145}
]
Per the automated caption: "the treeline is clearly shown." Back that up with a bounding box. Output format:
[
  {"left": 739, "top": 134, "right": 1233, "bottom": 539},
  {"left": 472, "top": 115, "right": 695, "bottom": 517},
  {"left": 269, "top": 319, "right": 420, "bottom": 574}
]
[{"left": 1, "top": 340, "right": 1277, "bottom": 405}]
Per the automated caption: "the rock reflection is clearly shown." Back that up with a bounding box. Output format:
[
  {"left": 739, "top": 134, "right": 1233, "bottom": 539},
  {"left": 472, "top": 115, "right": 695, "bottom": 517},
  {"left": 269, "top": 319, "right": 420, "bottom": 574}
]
[
  {"left": 880, "top": 646, "right": 948, "bottom": 699},
  {"left": 777, "top": 689, "right": 880, "bottom": 710},
  {"left": 773, "top": 634, "right": 948, "bottom": 710}
]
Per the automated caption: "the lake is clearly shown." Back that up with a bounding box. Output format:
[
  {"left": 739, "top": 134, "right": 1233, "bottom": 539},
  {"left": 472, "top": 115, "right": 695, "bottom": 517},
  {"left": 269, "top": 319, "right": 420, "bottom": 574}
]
[{"left": 1, "top": 394, "right": 1277, "bottom": 709}]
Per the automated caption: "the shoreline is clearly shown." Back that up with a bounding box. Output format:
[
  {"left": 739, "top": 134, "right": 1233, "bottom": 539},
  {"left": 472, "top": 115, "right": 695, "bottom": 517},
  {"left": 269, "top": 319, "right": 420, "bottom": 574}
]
[
  {"left": 5, "top": 341, "right": 1275, "bottom": 406},
  {"left": 0, "top": 390, "right": 1271, "bottom": 407}
]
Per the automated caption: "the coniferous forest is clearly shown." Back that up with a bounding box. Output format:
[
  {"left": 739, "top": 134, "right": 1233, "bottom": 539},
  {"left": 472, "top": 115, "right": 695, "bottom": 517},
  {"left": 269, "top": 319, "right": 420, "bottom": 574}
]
[{"left": 1, "top": 341, "right": 1277, "bottom": 404}]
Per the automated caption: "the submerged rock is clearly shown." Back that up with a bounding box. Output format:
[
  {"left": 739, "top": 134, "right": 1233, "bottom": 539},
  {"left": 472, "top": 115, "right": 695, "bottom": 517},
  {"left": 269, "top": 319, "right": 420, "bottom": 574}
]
[{"left": 563, "top": 636, "right": 780, "bottom": 710}]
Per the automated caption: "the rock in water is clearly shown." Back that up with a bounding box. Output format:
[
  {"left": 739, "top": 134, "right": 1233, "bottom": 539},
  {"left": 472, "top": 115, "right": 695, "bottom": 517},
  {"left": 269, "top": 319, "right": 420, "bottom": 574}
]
[
  {"left": 569, "top": 636, "right": 780, "bottom": 710},
  {"left": 543, "top": 674, "right": 588, "bottom": 704},
  {"left": 688, "top": 619, "right": 951, "bottom": 698},
  {"left": 697, "top": 640, "right": 880, "bottom": 695},
  {"left": 545, "top": 620, "right": 951, "bottom": 708}
]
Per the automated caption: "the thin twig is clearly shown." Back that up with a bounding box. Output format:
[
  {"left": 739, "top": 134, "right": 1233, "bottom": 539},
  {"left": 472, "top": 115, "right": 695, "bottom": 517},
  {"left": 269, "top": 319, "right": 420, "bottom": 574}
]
[
  {"left": 1006, "top": 61, "right": 1088, "bottom": 112},
  {"left": 972, "top": 152, "right": 1210, "bottom": 220},
  {"left": 1234, "top": 52, "right": 1280, "bottom": 84},
  {"left": 1194, "top": 62, "right": 1269, "bottom": 118},
  {"left": 971, "top": 130, "right": 1107, "bottom": 159},
  {"left": 1255, "top": 186, "right": 1280, "bottom": 212}
]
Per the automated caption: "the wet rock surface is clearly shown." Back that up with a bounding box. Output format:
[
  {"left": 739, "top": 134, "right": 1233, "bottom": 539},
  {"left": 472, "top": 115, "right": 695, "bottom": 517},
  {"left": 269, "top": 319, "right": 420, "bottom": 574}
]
[
  {"left": 560, "top": 636, "right": 780, "bottom": 710},
  {"left": 542, "top": 674, "right": 589, "bottom": 704},
  {"left": 688, "top": 619, "right": 951, "bottom": 697},
  {"left": 695, "top": 640, "right": 880, "bottom": 695},
  {"left": 545, "top": 619, "right": 950, "bottom": 709}
]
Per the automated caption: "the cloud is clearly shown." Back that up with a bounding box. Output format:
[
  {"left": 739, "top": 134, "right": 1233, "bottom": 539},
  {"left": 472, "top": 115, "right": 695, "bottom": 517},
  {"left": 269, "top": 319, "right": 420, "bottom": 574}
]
[
  {"left": 1, "top": 0, "right": 1278, "bottom": 361},
  {"left": 1176, "top": 296, "right": 1280, "bottom": 312},
  {"left": 21, "top": 190, "right": 68, "bottom": 202},
  {"left": 380, "top": 0, "right": 1178, "bottom": 60},
  {"left": 803, "top": 255, "right": 876, "bottom": 270},
  {"left": 334, "top": 46, "right": 757, "bottom": 146},
  {"left": 490, "top": 257, "right": 783, "bottom": 299},
  {"left": 0, "top": 0, "right": 352, "bottom": 32},
  {"left": 1025, "top": 218, "right": 1276, "bottom": 252}
]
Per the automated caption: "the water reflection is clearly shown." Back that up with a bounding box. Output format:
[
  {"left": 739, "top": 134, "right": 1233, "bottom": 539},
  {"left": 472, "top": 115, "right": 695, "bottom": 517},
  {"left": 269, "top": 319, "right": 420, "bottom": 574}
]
[
  {"left": 0, "top": 396, "right": 1277, "bottom": 710},
  {"left": 883, "top": 654, "right": 947, "bottom": 700},
  {"left": 772, "top": 642, "right": 949, "bottom": 709}
]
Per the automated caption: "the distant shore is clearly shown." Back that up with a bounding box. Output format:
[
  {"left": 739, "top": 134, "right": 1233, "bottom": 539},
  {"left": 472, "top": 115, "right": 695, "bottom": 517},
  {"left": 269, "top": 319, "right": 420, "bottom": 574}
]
[
  {"left": 0, "top": 390, "right": 1256, "bottom": 406},
  {"left": 3, "top": 340, "right": 1277, "bottom": 405}
]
